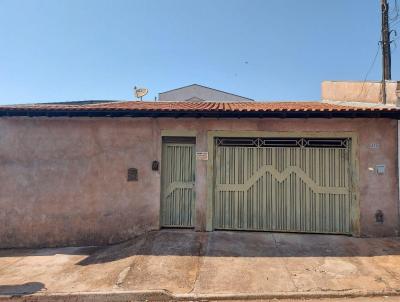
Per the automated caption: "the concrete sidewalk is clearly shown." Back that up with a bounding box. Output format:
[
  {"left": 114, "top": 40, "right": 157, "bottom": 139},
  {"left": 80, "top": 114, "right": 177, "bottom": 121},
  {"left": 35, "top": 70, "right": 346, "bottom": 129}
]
[{"left": 1, "top": 230, "right": 400, "bottom": 301}]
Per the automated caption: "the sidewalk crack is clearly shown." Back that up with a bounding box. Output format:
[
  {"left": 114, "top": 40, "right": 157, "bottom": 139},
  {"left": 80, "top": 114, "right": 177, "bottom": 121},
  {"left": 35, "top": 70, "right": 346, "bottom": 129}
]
[
  {"left": 272, "top": 233, "right": 299, "bottom": 291},
  {"left": 187, "top": 232, "right": 208, "bottom": 294},
  {"left": 113, "top": 266, "right": 131, "bottom": 289}
]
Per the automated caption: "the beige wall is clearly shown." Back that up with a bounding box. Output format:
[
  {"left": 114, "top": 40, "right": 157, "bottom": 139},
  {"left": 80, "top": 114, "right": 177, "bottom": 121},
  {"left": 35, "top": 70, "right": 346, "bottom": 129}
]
[
  {"left": 322, "top": 81, "right": 400, "bottom": 105},
  {"left": 0, "top": 117, "right": 398, "bottom": 248}
]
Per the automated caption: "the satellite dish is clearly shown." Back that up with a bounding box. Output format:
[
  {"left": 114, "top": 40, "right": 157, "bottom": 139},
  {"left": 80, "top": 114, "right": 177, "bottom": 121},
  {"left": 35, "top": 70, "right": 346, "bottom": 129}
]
[{"left": 134, "top": 86, "right": 148, "bottom": 101}]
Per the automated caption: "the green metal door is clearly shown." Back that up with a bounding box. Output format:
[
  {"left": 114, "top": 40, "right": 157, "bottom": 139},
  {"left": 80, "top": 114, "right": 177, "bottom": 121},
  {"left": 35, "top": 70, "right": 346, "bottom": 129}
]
[
  {"left": 161, "top": 143, "right": 195, "bottom": 228},
  {"left": 213, "top": 137, "right": 352, "bottom": 234}
]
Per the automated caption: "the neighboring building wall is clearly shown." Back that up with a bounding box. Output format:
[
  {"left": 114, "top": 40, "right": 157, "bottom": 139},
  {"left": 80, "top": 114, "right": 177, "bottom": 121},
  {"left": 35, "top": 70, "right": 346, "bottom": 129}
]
[
  {"left": 0, "top": 117, "right": 398, "bottom": 247},
  {"left": 159, "top": 85, "right": 254, "bottom": 102},
  {"left": 322, "top": 81, "right": 400, "bottom": 106}
]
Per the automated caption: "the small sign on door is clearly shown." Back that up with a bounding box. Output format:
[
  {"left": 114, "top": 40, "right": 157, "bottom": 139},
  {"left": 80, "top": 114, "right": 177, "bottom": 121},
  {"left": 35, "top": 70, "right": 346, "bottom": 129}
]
[{"left": 196, "top": 152, "right": 209, "bottom": 161}]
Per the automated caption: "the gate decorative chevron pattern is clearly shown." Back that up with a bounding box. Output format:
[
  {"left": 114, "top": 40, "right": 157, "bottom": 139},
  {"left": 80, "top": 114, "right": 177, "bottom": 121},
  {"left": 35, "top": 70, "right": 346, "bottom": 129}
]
[
  {"left": 161, "top": 143, "right": 195, "bottom": 228},
  {"left": 214, "top": 143, "right": 352, "bottom": 234}
]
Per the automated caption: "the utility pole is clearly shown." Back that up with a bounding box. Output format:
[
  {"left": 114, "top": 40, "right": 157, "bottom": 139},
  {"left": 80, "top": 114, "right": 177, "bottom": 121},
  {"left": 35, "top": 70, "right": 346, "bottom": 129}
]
[{"left": 381, "top": 0, "right": 392, "bottom": 104}]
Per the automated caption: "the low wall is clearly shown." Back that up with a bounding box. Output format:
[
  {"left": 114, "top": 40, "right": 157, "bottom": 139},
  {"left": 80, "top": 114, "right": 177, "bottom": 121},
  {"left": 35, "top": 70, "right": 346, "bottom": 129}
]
[
  {"left": 322, "top": 81, "right": 400, "bottom": 105},
  {"left": 0, "top": 117, "right": 398, "bottom": 247}
]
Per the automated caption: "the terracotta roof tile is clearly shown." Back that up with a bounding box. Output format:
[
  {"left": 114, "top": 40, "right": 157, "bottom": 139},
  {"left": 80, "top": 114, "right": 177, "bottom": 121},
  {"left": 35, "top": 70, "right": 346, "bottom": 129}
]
[{"left": 0, "top": 101, "right": 399, "bottom": 117}]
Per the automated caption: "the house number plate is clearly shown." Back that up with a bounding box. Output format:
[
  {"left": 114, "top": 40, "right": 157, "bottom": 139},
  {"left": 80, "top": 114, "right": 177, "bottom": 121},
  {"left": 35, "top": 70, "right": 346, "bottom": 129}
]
[{"left": 196, "top": 152, "right": 209, "bottom": 161}]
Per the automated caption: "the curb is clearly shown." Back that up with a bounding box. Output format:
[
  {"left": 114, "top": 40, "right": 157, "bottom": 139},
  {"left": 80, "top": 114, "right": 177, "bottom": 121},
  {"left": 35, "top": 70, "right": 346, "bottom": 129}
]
[{"left": 1, "top": 289, "right": 400, "bottom": 302}]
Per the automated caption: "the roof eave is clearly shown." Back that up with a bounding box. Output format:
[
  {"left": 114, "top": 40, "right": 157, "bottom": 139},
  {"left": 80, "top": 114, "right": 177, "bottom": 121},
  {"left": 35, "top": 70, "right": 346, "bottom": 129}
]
[{"left": 0, "top": 109, "right": 399, "bottom": 119}]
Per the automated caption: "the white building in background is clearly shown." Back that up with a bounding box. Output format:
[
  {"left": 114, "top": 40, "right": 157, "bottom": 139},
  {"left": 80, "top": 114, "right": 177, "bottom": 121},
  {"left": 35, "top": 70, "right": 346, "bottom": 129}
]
[{"left": 158, "top": 84, "right": 254, "bottom": 102}]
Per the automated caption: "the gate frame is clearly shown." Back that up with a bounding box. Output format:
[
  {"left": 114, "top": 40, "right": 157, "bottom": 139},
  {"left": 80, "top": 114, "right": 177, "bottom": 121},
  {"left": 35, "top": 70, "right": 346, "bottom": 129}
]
[{"left": 206, "top": 131, "right": 360, "bottom": 236}]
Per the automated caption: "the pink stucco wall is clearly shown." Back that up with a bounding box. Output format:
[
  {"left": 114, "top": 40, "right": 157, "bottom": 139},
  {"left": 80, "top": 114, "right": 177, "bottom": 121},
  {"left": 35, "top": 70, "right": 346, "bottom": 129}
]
[{"left": 0, "top": 117, "right": 398, "bottom": 248}]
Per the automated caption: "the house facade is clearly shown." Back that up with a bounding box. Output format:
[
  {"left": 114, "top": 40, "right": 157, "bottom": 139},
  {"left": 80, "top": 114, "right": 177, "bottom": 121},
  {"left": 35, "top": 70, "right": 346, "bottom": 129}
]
[{"left": 0, "top": 82, "right": 399, "bottom": 248}]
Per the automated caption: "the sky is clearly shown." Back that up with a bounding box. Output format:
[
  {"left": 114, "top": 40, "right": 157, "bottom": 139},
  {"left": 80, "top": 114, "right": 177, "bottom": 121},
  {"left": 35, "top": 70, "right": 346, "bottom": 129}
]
[{"left": 0, "top": 0, "right": 399, "bottom": 104}]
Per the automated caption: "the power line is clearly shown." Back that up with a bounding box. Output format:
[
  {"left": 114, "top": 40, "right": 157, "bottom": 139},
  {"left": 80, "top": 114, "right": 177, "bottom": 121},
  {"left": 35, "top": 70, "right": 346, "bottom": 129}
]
[
  {"left": 357, "top": 44, "right": 381, "bottom": 100},
  {"left": 365, "top": 44, "right": 381, "bottom": 80},
  {"left": 390, "top": 18, "right": 400, "bottom": 28},
  {"left": 390, "top": 0, "right": 399, "bottom": 21}
]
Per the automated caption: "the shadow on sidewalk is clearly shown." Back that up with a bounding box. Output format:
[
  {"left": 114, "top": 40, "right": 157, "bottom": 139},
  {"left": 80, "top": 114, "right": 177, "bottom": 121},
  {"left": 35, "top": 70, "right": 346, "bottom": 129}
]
[
  {"left": 0, "top": 282, "right": 45, "bottom": 295},
  {"left": 75, "top": 230, "right": 400, "bottom": 266},
  {"left": 0, "top": 246, "right": 98, "bottom": 258}
]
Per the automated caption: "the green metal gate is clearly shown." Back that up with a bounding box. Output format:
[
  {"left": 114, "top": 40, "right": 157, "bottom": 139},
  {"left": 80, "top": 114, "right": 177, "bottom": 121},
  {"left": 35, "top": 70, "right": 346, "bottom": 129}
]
[
  {"left": 161, "top": 142, "right": 195, "bottom": 228},
  {"left": 213, "top": 137, "right": 352, "bottom": 234}
]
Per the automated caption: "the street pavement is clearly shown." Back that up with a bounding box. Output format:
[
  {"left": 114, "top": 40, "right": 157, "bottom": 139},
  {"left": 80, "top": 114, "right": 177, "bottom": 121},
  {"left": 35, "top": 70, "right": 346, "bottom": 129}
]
[{"left": 1, "top": 230, "right": 400, "bottom": 301}]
